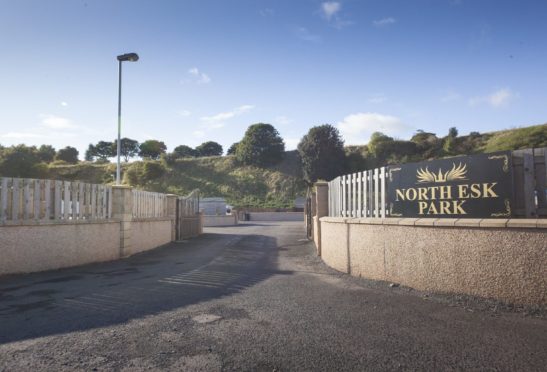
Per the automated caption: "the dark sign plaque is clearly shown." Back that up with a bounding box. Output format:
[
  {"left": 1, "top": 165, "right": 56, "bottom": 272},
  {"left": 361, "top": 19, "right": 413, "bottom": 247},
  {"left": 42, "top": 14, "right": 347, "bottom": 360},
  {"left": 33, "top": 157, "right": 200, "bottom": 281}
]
[{"left": 387, "top": 151, "right": 513, "bottom": 218}]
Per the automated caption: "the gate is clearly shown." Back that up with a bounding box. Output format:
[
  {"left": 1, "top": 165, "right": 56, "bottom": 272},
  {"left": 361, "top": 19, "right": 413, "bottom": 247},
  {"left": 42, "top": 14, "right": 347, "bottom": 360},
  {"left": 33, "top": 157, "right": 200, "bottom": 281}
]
[{"left": 175, "top": 189, "right": 200, "bottom": 240}]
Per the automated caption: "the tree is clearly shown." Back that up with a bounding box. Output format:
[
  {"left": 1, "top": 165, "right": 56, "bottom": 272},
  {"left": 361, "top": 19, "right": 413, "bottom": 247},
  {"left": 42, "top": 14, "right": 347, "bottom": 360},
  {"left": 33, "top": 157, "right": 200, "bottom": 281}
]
[
  {"left": 367, "top": 132, "right": 394, "bottom": 157},
  {"left": 235, "top": 123, "right": 285, "bottom": 166},
  {"left": 0, "top": 145, "right": 45, "bottom": 178},
  {"left": 85, "top": 144, "right": 96, "bottom": 161},
  {"left": 36, "top": 145, "right": 56, "bottom": 163},
  {"left": 297, "top": 124, "right": 345, "bottom": 184},
  {"left": 226, "top": 142, "right": 239, "bottom": 155},
  {"left": 113, "top": 138, "right": 140, "bottom": 162},
  {"left": 443, "top": 127, "right": 460, "bottom": 155},
  {"left": 173, "top": 145, "right": 197, "bottom": 158},
  {"left": 195, "top": 141, "right": 223, "bottom": 157},
  {"left": 55, "top": 146, "right": 79, "bottom": 164},
  {"left": 94, "top": 141, "right": 115, "bottom": 161},
  {"left": 139, "top": 140, "right": 167, "bottom": 160}
]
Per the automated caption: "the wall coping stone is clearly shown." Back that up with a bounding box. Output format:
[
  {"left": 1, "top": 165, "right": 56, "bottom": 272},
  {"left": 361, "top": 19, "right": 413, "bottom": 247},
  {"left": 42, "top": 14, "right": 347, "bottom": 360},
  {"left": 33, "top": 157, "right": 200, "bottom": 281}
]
[
  {"left": 319, "top": 216, "right": 547, "bottom": 229},
  {"left": 415, "top": 218, "right": 437, "bottom": 226}
]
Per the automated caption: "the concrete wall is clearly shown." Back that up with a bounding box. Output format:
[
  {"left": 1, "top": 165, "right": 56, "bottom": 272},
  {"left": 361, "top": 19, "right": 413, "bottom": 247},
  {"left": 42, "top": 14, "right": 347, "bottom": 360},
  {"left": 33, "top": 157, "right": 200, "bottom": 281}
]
[
  {"left": 204, "top": 214, "right": 238, "bottom": 227},
  {"left": 249, "top": 212, "right": 304, "bottom": 221},
  {"left": 131, "top": 219, "right": 173, "bottom": 254},
  {"left": 319, "top": 217, "right": 547, "bottom": 305},
  {"left": 0, "top": 221, "right": 120, "bottom": 275}
]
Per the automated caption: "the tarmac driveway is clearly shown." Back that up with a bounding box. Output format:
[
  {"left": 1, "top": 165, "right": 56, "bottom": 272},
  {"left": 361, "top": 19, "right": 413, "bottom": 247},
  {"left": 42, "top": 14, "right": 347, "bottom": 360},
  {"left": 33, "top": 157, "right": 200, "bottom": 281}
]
[{"left": 0, "top": 221, "right": 545, "bottom": 371}]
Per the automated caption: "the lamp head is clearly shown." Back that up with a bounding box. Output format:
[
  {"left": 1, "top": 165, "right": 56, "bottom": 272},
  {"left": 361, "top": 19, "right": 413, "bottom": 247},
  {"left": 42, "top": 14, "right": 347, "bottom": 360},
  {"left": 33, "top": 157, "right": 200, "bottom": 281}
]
[{"left": 117, "top": 53, "right": 139, "bottom": 62}]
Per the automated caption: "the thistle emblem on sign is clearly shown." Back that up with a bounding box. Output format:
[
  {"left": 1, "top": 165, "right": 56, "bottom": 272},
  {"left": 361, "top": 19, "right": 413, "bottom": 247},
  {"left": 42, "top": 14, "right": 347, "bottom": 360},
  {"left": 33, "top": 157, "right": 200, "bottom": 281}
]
[{"left": 416, "top": 162, "right": 468, "bottom": 183}]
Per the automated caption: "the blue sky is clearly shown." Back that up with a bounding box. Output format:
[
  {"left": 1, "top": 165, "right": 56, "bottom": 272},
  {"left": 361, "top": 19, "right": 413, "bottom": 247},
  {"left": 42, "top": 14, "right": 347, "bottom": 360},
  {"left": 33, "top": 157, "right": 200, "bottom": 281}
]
[{"left": 0, "top": 0, "right": 546, "bottom": 156}]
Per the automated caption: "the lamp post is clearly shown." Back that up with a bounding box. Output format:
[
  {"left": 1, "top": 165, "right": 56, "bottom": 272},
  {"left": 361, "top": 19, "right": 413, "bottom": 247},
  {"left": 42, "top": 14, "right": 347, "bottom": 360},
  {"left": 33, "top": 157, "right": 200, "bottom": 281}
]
[{"left": 116, "top": 52, "right": 139, "bottom": 185}]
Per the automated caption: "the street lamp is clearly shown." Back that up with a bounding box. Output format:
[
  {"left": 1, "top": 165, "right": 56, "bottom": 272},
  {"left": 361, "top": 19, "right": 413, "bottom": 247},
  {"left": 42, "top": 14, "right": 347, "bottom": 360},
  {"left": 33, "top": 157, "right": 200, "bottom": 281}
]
[{"left": 116, "top": 52, "right": 139, "bottom": 185}]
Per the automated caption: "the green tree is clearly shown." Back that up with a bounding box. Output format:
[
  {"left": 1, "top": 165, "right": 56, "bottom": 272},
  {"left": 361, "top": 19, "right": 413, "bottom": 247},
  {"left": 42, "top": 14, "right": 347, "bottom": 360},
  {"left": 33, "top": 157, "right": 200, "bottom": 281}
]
[
  {"left": 0, "top": 145, "right": 46, "bottom": 178},
  {"left": 297, "top": 124, "right": 345, "bottom": 184},
  {"left": 173, "top": 145, "right": 197, "bottom": 158},
  {"left": 36, "top": 145, "right": 56, "bottom": 163},
  {"left": 235, "top": 123, "right": 285, "bottom": 166},
  {"left": 367, "top": 132, "right": 394, "bottom": 157},
  {"left": 85, "top": 144, "right": 96, "bottom": 161},
  {"left": 443, "top": 127, "right": 460, "bottom": 155},
  {"left": 139, "top": 140, "right": 167, "bottom": 160},
  {"left": 55, "top": 146, "right": 79, "bottom": 164},
  {"left": 226, "top": 142, "right": 239, "bottom": 155},
  {"left": 195, "top": 141, "right": 223, "bottom": 157},
  {"left": 94, "top": 141, "right": 115, "bottom": 161},
  {"left": 113, "top": 138, "right": 139, "bottom": 162}
]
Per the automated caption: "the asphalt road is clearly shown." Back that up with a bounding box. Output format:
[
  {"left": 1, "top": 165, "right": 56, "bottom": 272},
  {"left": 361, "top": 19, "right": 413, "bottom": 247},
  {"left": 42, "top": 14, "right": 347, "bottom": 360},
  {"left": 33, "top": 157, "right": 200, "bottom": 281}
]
[{"left": 0, "top": 221, "right": 545, "bottom": 371}]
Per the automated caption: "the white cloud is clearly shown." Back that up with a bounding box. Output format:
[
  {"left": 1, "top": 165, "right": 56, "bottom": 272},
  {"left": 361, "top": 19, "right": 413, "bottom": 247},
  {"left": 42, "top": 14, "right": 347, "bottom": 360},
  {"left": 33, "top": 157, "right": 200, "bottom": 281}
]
[
  {"left": 321, "top": 2, "right": 341, "bottom": 20},
  {"left": 469, "top": 88, "right": 517, "bottom": 108},
  {"left": 373, "top": 17, "right": 396, "bottom": 27},
  {"left": 337, "top": 112, "right": 413, "bottom": 144},
  {"left": 295, "top": 27, "right": 321, "bottom": 43},
  {"left": 187, "top": 67, "right": 211, "bottom": 84},
  {"left": 200, "top": 105, "right": 254, "bottom": 123},
  {"left": 1, "top": 132, "right": 45, "bottom": 139},
  {"left": 61, "top": 101, "right": 68, "bottom": 107},
  {"left": 192, "top": 130, "right": 205, "bottom": 138},
  {"left": 39, "top": 114, "right": 76, "bottom": 129},
  {"left": 488, "top": 88, "right": 515, "bottom": 107},
  {"left": 319, "top": 2, "right": 352, "bottom": 29},
  {"left": 177, "top": 109, "right": 191, "bottom": 117}
]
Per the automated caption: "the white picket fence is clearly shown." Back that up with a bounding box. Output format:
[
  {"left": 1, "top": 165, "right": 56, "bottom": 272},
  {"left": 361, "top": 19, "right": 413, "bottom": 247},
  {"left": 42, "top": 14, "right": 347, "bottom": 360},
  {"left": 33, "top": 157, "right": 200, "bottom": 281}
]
[
  {"left": 132, "top": 189, "right": 168, "bottom": 218},
  {"left": 0, "top": 177, "right": 112, "bottom": 224},
  {"left": 328, "top": 167, "right": 388, "bottom": 218}
]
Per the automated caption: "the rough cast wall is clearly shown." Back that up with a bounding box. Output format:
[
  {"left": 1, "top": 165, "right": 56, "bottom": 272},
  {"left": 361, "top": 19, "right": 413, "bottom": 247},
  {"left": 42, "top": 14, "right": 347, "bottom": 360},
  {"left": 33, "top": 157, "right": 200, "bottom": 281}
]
[
  {"left": 320, "top": 221, "right": 348, "bottom": 273},
  {"left": 249, "top": 212, "right": 304, "bottom": 221},
  {"left": 321, "top": 219, "right": 547, "bottom": 305},
  {"left": 0, "top": 222, "right": 120, "bottom": 275},
  {"left": 131, "top": 219, "right": 172, "bottom": 254}
]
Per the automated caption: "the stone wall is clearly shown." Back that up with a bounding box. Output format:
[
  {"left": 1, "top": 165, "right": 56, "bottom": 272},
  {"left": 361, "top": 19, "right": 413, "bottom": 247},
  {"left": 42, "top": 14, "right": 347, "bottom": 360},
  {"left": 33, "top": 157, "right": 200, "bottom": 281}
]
[{"left": 318, "top": 217, "right": 547, "bottom": 305}]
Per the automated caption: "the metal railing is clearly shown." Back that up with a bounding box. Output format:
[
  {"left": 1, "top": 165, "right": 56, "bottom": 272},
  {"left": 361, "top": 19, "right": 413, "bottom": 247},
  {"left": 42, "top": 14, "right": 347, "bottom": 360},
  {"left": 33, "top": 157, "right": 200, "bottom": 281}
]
[{"left": 328, "top": 167, "right": 387, "bottom": 218}]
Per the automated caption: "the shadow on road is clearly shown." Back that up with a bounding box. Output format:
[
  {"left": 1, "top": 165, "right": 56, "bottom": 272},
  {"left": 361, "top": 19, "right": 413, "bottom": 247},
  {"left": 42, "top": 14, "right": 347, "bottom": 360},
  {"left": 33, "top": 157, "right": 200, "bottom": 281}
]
[{"left": 0, "top": 231, "right": 287, "bottom": 344}]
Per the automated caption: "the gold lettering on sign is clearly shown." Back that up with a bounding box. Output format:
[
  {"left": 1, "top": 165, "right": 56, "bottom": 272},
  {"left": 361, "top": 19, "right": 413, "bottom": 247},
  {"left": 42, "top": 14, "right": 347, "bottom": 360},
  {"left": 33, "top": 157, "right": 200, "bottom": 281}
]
[{"left": 391, "top": 161, "right": 506, "bottom": 216}]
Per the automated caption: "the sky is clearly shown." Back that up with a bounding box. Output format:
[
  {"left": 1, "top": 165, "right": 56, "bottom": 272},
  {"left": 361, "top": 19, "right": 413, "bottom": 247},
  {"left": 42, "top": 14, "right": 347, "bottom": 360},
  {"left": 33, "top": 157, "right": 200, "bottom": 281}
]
[{"left": 0, "top": 0, "right": 546, "bottom": 157}]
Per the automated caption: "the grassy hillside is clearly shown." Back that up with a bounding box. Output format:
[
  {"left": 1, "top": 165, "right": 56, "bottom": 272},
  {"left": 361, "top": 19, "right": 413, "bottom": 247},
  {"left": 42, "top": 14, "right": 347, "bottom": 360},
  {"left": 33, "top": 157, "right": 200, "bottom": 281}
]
[
  {"left": 344, "top": 123, "right": 546, "bottom": 172},
  {"left": 23, "top": 123, "right": 547, "bottom": 208},
  {"left": 48, "top": 151, "right": 307, "bottom": 208}
]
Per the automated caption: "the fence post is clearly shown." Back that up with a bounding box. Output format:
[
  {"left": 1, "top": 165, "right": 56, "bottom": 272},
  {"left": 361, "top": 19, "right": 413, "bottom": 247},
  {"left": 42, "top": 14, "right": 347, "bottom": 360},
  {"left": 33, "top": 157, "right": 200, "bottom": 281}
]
[
  {"left": 314, "top": 181, "right": 329, "bottom": 256},
  {"left": 111, "top": 185, "right": 133, "bottom": 257},
  {"left": 166, "top": 194, "right": 178, "bottom": 242}
]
